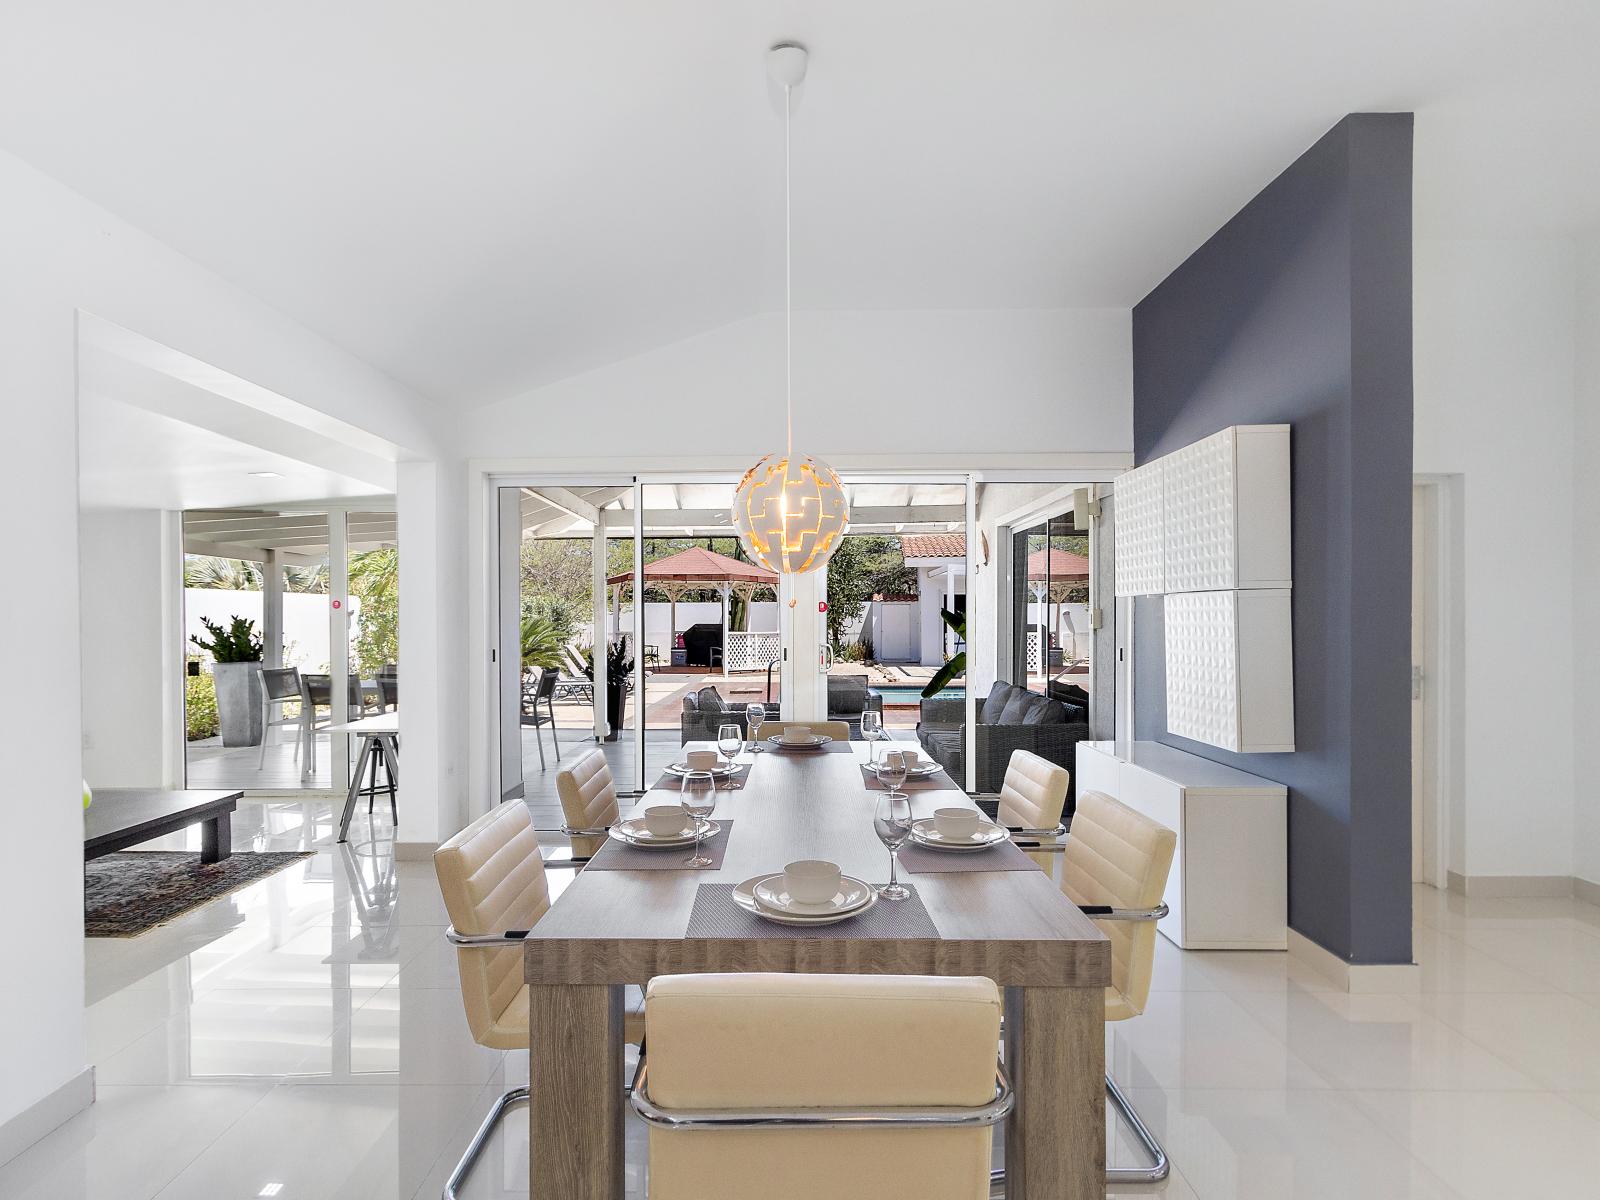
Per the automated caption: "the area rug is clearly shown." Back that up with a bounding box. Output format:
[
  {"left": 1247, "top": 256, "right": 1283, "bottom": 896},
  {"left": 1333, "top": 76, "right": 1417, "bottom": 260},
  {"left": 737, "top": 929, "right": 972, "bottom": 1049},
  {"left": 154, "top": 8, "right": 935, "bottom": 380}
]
[{"left": 85, "top": 850, "right": 314, "bottom": 937}]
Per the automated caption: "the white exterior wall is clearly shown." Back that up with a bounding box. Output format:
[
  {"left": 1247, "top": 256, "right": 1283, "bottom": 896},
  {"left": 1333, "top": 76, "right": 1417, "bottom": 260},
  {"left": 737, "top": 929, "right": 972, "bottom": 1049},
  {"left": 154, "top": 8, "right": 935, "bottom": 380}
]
[
  {"left": 608, "top": 601, "right": 779, "bottom": 645},
  {"left": 0, "top": 144, "right": 435, "bottom": 1146},
  {"left": 1414, "top": 238, "right": 1577, "bottom": 882},
  {"left": 184, "top": 589, "right": 336, "bottom": 672}
]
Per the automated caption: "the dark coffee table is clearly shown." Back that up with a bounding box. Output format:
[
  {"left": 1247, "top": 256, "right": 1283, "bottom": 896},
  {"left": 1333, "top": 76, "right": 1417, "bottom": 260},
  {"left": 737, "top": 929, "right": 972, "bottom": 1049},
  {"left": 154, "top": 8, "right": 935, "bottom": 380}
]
[{"left": 84, "top": 788, "right": 242, "bottom": 864}]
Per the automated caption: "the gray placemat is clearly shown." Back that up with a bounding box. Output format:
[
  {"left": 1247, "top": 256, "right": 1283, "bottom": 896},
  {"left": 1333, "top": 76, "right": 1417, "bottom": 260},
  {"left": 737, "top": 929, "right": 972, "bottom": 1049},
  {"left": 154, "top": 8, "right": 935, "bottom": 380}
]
[
  {"left": 650, "top": 766, "right": 749, "bottom": 791},
  {"left": 584, "top": 822, "right": 733, "bottom": 871},
  {"left": 898, "top": 838, "right": 1043, "bottom": 873},
  {"left": 685, "top": 882, "right": 940, "bottom": 938},
  {"left": 860, "top": 766, "right": 961, "bottom": 792}
]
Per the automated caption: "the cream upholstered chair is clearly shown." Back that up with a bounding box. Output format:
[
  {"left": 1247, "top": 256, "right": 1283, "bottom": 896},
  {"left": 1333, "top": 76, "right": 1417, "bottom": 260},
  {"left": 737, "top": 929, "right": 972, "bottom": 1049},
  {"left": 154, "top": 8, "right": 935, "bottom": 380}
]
[
  {"left": 756, "top": 719, "right": 852, "bottom": 744},
  {"left": 1059, "top": 788, "right": 1177, "bottom": 1184},
  {"left": 996, "top": 748, "right": 1071, "bottom": 868},
  {"left": 555, "top": 747, "right": 620, "bottom": 860},
  {"left": 633, "top": 973, "right": 1011, "bottom": 1200},
  {"left": 434, "top": 799, "right": 643, "bottom": 1199}
]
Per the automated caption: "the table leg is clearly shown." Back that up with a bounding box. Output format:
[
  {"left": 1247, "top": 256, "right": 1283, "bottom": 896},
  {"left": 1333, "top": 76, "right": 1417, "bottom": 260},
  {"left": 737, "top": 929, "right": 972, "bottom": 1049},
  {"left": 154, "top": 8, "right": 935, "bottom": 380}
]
[
  {"left": 201, "top": 811, "right": 232, "bottom": 864},
  {"left": 1005, "top": 985, "right": 1105, "bottom": 1199},
  {"left": 337, "top": 737, "right": 374, "bottom": 843},
  {"left": 529, "top": 983, "right": 624, "bottom": 1200}
]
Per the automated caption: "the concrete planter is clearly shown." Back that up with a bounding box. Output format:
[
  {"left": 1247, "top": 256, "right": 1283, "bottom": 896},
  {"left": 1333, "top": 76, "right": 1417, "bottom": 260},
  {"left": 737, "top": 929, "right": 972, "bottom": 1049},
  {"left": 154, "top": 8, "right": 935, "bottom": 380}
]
[{"left": 213, "top": 661, "right": 264, "bottom": 747}]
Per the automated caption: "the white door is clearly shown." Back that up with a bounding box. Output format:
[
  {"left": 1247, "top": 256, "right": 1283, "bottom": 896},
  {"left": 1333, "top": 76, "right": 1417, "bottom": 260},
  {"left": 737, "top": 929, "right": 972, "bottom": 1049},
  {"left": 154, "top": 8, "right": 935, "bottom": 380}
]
[{"left": 1411, "top": 481, "right": 1439, "bottom": 885}]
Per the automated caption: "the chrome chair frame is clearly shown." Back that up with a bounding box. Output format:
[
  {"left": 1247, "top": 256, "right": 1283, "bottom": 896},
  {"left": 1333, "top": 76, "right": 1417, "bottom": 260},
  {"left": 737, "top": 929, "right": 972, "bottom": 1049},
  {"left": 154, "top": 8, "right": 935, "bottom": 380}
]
[
  {"left": 558, "top": 823, "right": 611, "bottom": 865},
  {"left": 989, "top": 903, "right": 1171, "bottom": 1194},
  {"left": 630, "top": 1057, "right": 1014, "bottom": 1131},
  {"left": 439, "top": 861, "right": 589, "bottom": 1200}
]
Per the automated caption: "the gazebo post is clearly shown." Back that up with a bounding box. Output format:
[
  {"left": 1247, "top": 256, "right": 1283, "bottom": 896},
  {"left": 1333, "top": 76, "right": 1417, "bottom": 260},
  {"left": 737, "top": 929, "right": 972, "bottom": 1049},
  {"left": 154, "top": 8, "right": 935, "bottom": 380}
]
[{"left": 720, "top": 581, "right": 731, "bottom": 677}]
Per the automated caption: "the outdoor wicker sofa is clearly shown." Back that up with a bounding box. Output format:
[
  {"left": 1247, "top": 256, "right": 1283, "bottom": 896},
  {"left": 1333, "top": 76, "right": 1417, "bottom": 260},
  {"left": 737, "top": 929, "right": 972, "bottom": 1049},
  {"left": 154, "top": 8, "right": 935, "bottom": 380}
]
[{"left": 915, "top": 679, "right": 1090, "bottom": 806}]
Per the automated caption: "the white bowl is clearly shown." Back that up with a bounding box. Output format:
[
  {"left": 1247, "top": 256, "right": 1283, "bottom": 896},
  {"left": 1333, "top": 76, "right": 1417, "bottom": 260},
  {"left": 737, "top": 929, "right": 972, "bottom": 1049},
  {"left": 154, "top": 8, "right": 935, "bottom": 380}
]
[
  {"left": 644, "top": 805, "right": 691, "bottom": 837},
  {"left": 780, "top": 728, "right": 817, "bottom": 745},
  {"left": 685, "top": 750, "right": 720, "bottom": 771},
  {"left": 783, "top": 859, "right": 842, "bottom": 905},
  {"left": 933, "top": 807, "right": 981, "bottom": 840},
  {"left": 898, "top": 749, "right": 921, "bottom": 768}
]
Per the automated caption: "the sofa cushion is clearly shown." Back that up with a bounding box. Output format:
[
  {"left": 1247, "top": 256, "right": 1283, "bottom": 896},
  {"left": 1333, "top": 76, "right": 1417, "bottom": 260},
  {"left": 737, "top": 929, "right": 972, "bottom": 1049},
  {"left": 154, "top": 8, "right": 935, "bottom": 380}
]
[
  {"left": 1021, "top": 697, "right": 1068, "bottom": 725},
  {"left": 827, "top": 676, "right": 870, "bottom": 716},
  {"left": 695, "top": 686, "right": 726, "bottom": 715},
  {"left": 999, "top": 689, "right": 1041, "bottom": 725},
  {"left": 981, "top": 682, "right": 1016, "bottom": 724}
]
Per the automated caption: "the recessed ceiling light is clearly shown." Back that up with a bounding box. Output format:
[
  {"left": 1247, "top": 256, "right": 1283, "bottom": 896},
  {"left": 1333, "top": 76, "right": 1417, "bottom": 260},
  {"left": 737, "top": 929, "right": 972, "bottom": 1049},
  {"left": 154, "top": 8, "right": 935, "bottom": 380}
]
[
  {"left": 257, "top": 1186, "right": 284, "bottom": 1198},
  {"left": 249, "top": 471, "right": 284, "bottom": 479}
]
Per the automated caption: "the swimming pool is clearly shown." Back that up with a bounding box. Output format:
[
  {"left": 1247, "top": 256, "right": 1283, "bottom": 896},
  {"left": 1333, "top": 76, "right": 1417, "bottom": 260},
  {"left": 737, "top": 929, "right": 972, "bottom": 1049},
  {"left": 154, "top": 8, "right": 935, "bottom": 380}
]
[{"left": 874, "top": 684, "right": 964, "bottom": 704}]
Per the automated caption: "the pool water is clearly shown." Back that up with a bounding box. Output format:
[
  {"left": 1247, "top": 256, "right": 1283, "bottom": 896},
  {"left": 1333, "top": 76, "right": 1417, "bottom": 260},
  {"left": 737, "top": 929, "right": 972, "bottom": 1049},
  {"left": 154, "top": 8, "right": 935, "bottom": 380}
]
[{"left": 874, "top": 685, "right": 964, "bottom": 704}]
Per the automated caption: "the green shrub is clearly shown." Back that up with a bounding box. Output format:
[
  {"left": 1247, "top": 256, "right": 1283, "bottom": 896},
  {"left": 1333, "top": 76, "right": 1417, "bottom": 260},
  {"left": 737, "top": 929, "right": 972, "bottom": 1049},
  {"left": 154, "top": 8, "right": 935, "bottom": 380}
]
[{"left": 186, "top": 669, "right": 219, "bottom": 741}]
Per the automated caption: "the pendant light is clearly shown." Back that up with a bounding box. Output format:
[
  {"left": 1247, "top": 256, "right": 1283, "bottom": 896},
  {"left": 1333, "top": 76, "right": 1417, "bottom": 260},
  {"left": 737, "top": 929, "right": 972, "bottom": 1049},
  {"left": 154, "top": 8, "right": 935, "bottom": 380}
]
[{"left": 732, "top": 42, "right": 849, "bottom": 575}]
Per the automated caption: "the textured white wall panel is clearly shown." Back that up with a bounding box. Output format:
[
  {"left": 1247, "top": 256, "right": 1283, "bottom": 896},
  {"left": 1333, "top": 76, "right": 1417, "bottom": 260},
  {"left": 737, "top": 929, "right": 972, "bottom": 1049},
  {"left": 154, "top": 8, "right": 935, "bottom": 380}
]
[
  {"left": 1165, "top": 590, "right": 1241, "bottom": 750},
  {"left": 1164, "top": 428, "right": 1238, "bottom": 592},
  {"left": 1114, "top": 458, "right": 1166, "bottom": 596}
]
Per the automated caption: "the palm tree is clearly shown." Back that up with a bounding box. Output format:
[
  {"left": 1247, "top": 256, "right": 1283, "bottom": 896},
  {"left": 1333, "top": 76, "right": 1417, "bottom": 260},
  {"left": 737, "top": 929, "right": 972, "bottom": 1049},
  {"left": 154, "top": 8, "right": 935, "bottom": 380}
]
[{"left": 184, "top": 556, "right": 262, "bottom": 590}]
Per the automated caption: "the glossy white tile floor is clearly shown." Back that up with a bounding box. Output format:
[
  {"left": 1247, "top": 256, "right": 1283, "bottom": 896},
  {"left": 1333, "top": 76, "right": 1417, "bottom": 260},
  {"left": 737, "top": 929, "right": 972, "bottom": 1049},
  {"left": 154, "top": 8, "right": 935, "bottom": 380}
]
[{"left": 11, "top": 796, "right": 1600, "bottom": 1198}]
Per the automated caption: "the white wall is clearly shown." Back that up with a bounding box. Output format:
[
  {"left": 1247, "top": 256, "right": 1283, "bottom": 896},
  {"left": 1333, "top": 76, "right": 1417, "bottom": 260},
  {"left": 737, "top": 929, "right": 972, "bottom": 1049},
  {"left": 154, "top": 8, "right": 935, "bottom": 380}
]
[
  {"left": 0, "top": 144, "right": 436, "bottom": 1149},
  {"left": 78, "top": 510, "right": 178, "bottom": 788},
  {"left": 462, "top": 309, "right": 1133, "bottom": 459},
  {"left": 1573, "top": 233, "right": 1600, "bottom": 889},
  {"left": 185, "top": 589, "right": 335, "bottom": 673},
  {"left": 1414, "top": 238, "right": 1578, "bottom": 881},
  {"left": 609, "top": 601, "right": 780, "bottom": 643}
]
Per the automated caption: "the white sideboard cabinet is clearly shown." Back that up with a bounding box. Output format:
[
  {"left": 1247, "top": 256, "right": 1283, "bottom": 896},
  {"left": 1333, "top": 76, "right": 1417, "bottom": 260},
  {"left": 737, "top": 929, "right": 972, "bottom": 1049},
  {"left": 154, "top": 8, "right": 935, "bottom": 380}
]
[{"left": 1076, "top": 740, "right": 1287, "bottom": 950}]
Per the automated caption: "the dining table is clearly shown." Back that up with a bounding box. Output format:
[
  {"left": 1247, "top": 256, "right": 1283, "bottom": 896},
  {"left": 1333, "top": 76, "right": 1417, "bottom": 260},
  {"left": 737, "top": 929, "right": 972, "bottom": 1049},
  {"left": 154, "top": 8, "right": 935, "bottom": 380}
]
[{"left": 524, "top": 739, "right": 1111, "bottom": 1200}]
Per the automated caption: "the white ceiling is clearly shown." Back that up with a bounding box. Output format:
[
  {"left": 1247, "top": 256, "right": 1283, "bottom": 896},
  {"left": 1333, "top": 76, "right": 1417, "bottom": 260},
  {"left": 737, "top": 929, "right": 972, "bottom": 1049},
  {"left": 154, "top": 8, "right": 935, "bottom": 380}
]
[
  {"left": 6, "top": 2, "right": 1596, "bottom": 408},
  {"left": 79, "top": 397, "right": 388, "bottom": 511}
]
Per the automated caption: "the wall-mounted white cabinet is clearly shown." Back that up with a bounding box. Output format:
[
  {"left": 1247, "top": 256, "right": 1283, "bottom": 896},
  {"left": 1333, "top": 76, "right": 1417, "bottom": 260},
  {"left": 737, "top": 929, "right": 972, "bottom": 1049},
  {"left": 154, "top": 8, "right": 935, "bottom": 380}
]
[
  {"left": 1113, "top": 424, "right": 1292, "bottom": 597},
  {"left": 1077, "top": 741, "right": 1288, "bottom": 950},
  {"left": 1164, "top": 589, "right": 1295, "bottom": 752}
]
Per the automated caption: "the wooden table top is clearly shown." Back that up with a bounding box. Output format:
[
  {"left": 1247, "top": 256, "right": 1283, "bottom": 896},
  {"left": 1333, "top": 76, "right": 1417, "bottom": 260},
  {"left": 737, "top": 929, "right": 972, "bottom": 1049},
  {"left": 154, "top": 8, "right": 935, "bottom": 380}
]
[{"left": 525, "top": 742, "right": 1109, "bottom": 988}]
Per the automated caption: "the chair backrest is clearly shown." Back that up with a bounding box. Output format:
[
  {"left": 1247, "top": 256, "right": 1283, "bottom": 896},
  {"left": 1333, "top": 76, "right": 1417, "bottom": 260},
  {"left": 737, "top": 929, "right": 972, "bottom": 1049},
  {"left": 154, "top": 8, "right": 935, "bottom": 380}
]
[
  {"left": 260, "top": 667, "right": 301, "bottom": 703},
  {"left": 995, "top": 748, "right": 1070, "bottom": 831},
  {"left": 432, "top": 801, "right": 551, "bottom": 1047},
  {"left": 300, "top": 673, "right": 332, "bottom": 706},
  {"left": 758, "top": 719, "right": 852, "bottom": 743},
  {"left": 377, "top": 672, "right": 398, "bottom": 708},
  {"left": 644, "top": 973, "right": 1000, "bottom": 1200},
  {"left": 535, "top": 667, "right": 559, "bottom": 701},
  {"left": 1059, "top": 790, "right": 1177, "bottom": 1020},
  {"left": 555, "top": 748, "right": 619, "bottom": 857}
]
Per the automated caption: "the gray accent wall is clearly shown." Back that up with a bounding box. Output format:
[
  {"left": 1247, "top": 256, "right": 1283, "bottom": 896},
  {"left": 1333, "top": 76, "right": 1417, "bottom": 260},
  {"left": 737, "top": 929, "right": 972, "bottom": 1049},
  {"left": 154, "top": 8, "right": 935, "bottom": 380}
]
[{"left": 1131, "top": 114, "right": 1414, "bottom": 965}]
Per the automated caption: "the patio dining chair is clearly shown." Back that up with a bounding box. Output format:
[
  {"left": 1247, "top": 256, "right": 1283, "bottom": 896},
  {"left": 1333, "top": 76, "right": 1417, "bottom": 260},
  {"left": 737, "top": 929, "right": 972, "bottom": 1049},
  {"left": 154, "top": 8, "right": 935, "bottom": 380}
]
[
  {"left": 257, "top": 668, "right": 307, "bottom": 769},
  {"left": 521, "top": 667, "right": 562, "bottom": 769}
]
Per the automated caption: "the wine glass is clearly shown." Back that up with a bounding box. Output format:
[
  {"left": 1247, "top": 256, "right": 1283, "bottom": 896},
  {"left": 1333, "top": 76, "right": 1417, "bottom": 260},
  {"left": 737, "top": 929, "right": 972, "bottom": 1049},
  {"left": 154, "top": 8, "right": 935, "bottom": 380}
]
[
  {"left": 717, "top": 722, "right": 743, "bottom": 770},
  {"left": 680, "top": 771, "right": 717, "bottom": 868},
  {"left": 745, "top": 703, "right": 767, "bottom": 752},
  {"left": 875, "top": 748, "right": 908, "bottom": 801},
  {"left": 873, "top": 786, "right": 913, "bottom": 901},
  {"left": 861, "top": 709, "right": 883, "bottom": 765}
]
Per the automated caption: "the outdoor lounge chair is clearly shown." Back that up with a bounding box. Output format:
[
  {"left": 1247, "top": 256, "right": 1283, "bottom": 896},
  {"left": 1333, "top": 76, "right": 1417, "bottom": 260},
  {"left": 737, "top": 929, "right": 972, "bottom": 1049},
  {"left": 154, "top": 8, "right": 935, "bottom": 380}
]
[{"left": 551, "top": 646, "right": 594, "bottom": 705}]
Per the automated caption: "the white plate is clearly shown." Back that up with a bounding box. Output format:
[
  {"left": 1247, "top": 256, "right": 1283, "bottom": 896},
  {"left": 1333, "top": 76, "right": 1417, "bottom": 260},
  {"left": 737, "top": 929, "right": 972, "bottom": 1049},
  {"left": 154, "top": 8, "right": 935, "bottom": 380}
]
[
  {"left": 768, "top": 734, "right": 834, "bottom": 750},
  {"left": 662, "top": 760, "right": 742, "bottom": 778},
  {"left": 866, "top": 759, "right": 942, "bottom": 777},
  {"left": 732, "top": 875, "right": 879, "bottom": 926},
  {"left": 752, "top": 875, "right": 875, "bottom": 917},
  {"left": 610, "top": 817, "right": 721, "bottom": 849},
  {"left": 908, "top": 817, "right": 1008, "bottom": 852}
]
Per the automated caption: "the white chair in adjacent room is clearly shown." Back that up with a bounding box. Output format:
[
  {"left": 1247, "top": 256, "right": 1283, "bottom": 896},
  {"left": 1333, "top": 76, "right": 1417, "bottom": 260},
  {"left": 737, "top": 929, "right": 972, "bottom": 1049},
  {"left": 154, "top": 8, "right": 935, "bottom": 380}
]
[
  {"left": 632, "top": 972, "right": 1012, "bottom": 1200},
  {"left": 554, "top": 747, "right": 620, "bottom": 862},
  {"left": 434, "top": 799, "right": 643, "bottom": 1200}
]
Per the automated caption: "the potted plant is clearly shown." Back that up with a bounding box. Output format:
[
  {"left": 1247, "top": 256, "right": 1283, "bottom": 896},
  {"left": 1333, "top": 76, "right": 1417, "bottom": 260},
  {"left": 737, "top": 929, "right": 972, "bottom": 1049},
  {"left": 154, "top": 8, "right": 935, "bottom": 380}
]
[
  {"left": 191, "top": 616, "right": 265, "bottom": 747},
  {"left": 582, "top": 641, "right": 634, "bottom": 742}
]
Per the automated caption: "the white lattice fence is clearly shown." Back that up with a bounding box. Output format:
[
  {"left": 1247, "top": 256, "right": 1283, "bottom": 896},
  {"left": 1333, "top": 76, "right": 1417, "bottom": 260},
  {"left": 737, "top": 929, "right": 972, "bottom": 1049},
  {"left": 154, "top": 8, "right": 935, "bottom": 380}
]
[
  {"left": 726, "top": 632, "right": 781, "bottom": 671},
  {"left": 1027, "top": 631, "right": 1043, "bottom": 674}
]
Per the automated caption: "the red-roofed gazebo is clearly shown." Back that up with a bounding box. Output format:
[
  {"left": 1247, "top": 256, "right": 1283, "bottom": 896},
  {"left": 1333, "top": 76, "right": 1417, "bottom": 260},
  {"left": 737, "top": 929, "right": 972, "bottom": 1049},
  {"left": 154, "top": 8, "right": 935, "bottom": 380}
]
[{"left": 607, "top": 547, "right": 778, "bottom": 675}]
